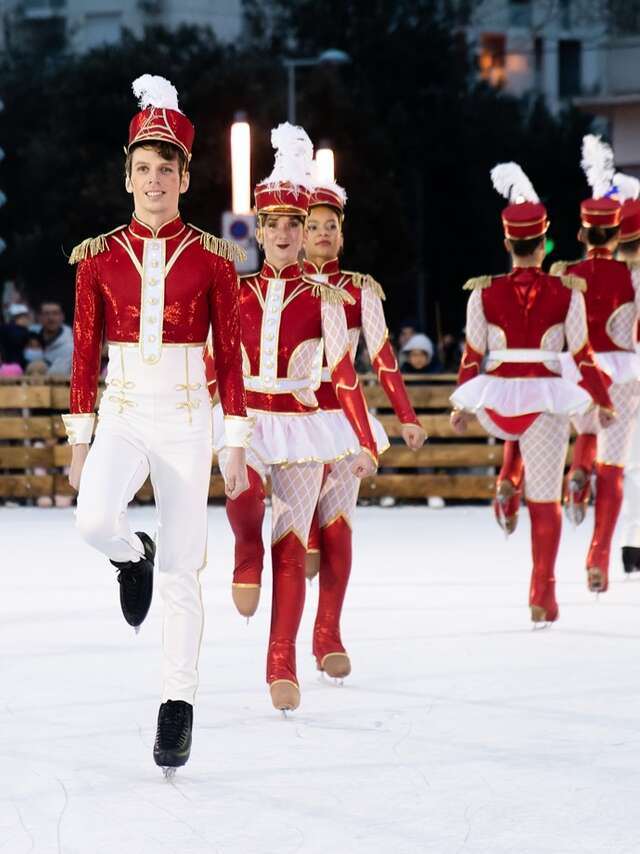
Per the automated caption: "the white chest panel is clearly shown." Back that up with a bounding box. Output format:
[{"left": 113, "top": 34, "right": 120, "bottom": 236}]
[{"left": 139, "top": 239, "right": 166, "bottom": 365}]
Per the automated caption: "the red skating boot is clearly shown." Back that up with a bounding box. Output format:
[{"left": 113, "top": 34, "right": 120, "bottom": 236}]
[
  {"left": 564, "top": 434, "right": 597, "bottom": 526},
  {"left": 226, "top": 466, "right": 265, "bottom": 617},
  {"left": 268, "top": 532, "right": 306, "bottom": 712},
  {"left": 305, "top": 506, "right": 321, "bottom": 581},
  {"left": 313, "top": 517, "right": 352, "bottom": 680},
  {"left": 586, "top": 462, "right": 624, "bottom": 593},
  {"left": 528, "top": 501, "right": 561, "bottom": 625},
  {"left": 494, "top": 440, "right": 523, "bottom": 536}
]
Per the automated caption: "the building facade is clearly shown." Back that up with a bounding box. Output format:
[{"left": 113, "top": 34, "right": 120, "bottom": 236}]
[{"left": 1, "top": 0, "right": 243, "bottom": 54}]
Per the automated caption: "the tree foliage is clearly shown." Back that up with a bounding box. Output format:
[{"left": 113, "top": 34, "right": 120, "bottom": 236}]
[{"left": 0, "top": 1, "right": 596, "bottom": 337}]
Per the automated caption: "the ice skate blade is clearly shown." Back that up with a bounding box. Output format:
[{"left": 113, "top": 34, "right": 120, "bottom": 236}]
[
  {"left": 162, "top": 766, "right": 176, "bottom": 779},
  {"left": 134, "top": 626, "right": 140, "bottom": 636},
  {"left": 270, "top": 680, "right": 300, "bottom": 712},
  {"left": 318, "top": 652, "right": 351, "bottom": 680},
  {"left": 587, "top": 568, "right": 605, "bottom": 593}
]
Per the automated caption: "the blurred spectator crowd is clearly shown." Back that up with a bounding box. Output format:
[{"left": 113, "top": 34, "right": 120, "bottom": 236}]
[
  {"left": 0, "top": 296, "right": 74, "bottom": 378},
  {"left": 355, "top": 318, "right": 464, "bottom": 378}
]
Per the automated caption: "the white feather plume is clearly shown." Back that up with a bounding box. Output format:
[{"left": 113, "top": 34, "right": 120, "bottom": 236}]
[
  {"left": 614, "top": 171, "right": 640, "bottom": 202},
  {"left": 581, "top": 134, "right": 615, "bottom": 198},
  {"left": 262, "top": 122, "right": 314, "bottom": 189},
  {"left": 311, "top": 161, "right": 347, "bottom": 205},
  {"left": 490, "top": 162, "right": 539, "bottom": 204},
  {"left": 132, "top": 75, "right": 182, "bottom": 113}
]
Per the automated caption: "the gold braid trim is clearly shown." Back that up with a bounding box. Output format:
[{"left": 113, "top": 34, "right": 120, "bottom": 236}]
[
  {"left": 463, "top": 275, "right": 492, "bottom": 291},
  {"left": 561, "top": 274, "right": 587, "bottom": 292},
  {"left": 68, "top": 225, "right": 125, "bottom": 265},
  {"left": 347, "top": 271, "right": 386, "bottom": 301},
  {"left": 189, "top": 225, "right": 247, "bottom": 263},
  {"left": 311, "top": 282, "right": 356, "bottom": 306}
]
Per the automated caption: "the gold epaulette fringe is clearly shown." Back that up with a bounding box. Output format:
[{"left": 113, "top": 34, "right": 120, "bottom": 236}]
[
  {"left": 189, "top": 225, "right": 247, "bottom": 263},
  {"left": 625, "top": 260, "right": 640, "bottom": 272},
  {"left": 561, "top": 274, "right": 587, "bottom": 292},
  {"left": 463, "top": 275, "right": 492, "bottom": 291},
  {"left": 348, "top": 271, "right": 386, "bottom": 300},
  {"left": 68, "top": 226, "right": 124, "bottom": 265},
  {"left": 312, "top": 282, "right": 356, "bottom": 306},
  {"left": 549, "top": 260, "right": 570, "bottom": 276}
]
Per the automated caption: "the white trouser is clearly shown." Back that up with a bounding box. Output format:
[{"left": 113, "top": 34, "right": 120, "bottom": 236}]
[
  {"left": 623, "top": 405, "right": 640, "bottom": 547},
  {"left": 76, "top": 344, "right": 213, "bottom": 703}
]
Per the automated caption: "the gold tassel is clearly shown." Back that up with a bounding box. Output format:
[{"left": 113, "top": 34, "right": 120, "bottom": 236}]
[
  {"left": 561, "top": 274, "right": 587, "bottom": 292},
  {"left": 463, "top": 275, "right": 492, "bottom": 291},
  {"left": 68, "top": 234, "right": 108, "bottom": 265},
  {"left": 312, "top": 282, "right": 356, "bottom": 306},
  {"left": 345, "top": 271, "right": 386, "bottom": 300},
  {"left": 190, "top": 225, "right": 247, "bottom": 263}
]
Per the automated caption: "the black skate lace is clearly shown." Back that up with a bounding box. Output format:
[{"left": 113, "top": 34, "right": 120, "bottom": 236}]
[
  {"left": 159, "top": 704, "right": 188, "bottom": 747},
  {"left": 117, "top": 566, "right": 141, "bottom": 599}
]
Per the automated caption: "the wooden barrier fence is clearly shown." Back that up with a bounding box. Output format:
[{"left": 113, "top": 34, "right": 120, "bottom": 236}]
[{"left": 0, "top": 376, "right": 504, "bottom": 503}]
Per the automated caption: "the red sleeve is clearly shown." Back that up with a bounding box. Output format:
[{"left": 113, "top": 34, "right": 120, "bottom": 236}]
[
  {"left": 371, "top": 339, "right": 420, "bottom": 425},
  {"left": 331, "top": 352, "right": 378, "bottom": 464},
  {"left": 209, "top": 256, "right": 247, "bottom": 417},
  {"left": 573, "top": 343, "right": 614, "bottom": 411},
  {"left": 70, "top": 257, "right": 104, "bottom": 414},
  {"left": 456, "top": 343, "right": 483, "bottom": 388},
  {"left": 204, "top": 341, "right": 218, "bottom": 401}
]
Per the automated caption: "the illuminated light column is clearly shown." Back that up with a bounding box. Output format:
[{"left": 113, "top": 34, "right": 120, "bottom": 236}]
[
  {"left": 315, "top": 146, "right": 335, "bottom": 185},
  {"left": 230, "top": 117, "right": 251, "bottom": 214}
]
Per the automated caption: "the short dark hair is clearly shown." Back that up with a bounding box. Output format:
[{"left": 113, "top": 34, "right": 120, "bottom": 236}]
[
  {"left": 125, "top": 140, "right": 187, "bottom": 177},
  {"left": 581, "top": 225, "right": 619, "bottom": 247},
  {"left": 618, "top": 238, "right": 640, "bottom": 257},
  {"left": 507, "top": 236, "right": 545, "bottom": 258}
]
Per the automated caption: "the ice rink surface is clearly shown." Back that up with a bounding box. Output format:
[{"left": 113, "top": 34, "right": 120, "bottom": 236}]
[{"left": 2, "top": 504, "right": 640, "bottom": 854}]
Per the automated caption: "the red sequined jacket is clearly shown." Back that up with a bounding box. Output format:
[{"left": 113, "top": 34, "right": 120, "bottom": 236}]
[
  {"left": 62, "top": 214, "right": 250, "bottom": 445},
  {"left": 301, "top": 258, "right": 420, "bottom": 426},
  {"left": 205, "top": 260, "right": 379, "bottom": 463},
  {"left": 551, "top": 249, "right": 640, "bottom": 354},
  {"left": 457, "top": 266, "right": 612, "bottom": 409}
]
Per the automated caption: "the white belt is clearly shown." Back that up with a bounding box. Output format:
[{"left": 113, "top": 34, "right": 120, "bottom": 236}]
[
  {"left": 244, "top": 375, "right": 313, "bottom": 393},
  {"left": 488, "top": 349, "right": 561, "bottom": 363}
]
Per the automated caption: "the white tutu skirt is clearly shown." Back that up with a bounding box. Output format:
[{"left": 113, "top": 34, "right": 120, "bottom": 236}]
[
  {"left": 450, "top": 374, "right": 593, "bottom": 417},
  {"left": 559, "top": 351, "right": 640, "bottom": 385},
  {"left": 213, "top": 404, "right": 389, "bottom": 465}
]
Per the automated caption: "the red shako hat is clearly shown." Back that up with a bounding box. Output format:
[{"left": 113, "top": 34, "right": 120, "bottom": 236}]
[
  {"left": 620, "top": 200, "right": 640, "bottom": 243},
  {"left": 128, "top": 75, "right": 195, "bottom": 161},
  {"left": 309, "top": 183, "right": 348, "bottom": 216},
  {"left": 255, "top": 123, "right": 314, "bottom": 216},
  {"left": 490, "top": 162, "right": 549, "bottom": 240}
]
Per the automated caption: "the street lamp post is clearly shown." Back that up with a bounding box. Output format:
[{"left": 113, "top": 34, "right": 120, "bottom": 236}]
[{"left": 282, "top": 49, "right": 350, "bottom": 124}]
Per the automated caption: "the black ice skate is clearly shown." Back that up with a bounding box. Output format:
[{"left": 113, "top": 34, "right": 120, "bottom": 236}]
[
  {"left": 110, "top": 531, "right": 155, "bottom": 630},
  {"left": 153, "top": 700, "right": 193, "bottom": 777},
  {"left": 622, "top": 546, "right": 640, "bottom": 574}
]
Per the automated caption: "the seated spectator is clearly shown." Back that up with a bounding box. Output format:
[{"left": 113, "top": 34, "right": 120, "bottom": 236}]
[
  {"left": 438, "top": 332, "right": 463, "bottom": 373},
  {"left": 397, "top": 318, "right": 419, "bottom": 366},
  {"left": 401, "top": 333, "right": 440, "bottom": 378},
  {"left": 24, "top": 331, "right": 49, "bottom": 376},
  {"left": 39, "top": 302, "right": 73, "bottom": 377},
  {"left": 0, "top": 303, "right": 31, "bottom": 367}
]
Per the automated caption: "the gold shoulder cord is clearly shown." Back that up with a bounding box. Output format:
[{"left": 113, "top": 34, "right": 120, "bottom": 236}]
[
  {"left": 68, "top": 225, "right": 125, "bottom": 265},
  {"left": 463, "top": 275, "right": 493, "bottom": 291}
]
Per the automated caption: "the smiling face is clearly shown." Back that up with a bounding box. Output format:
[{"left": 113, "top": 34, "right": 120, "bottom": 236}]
[
  {"left": 303, "top": 205, "right": 343, "bottom": 266},
  {"left": 258, "top": 214, "right": 304, "bottom": 271},
  {"left": 126, "top": 144, "right": 189, "bottom": 226}
]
